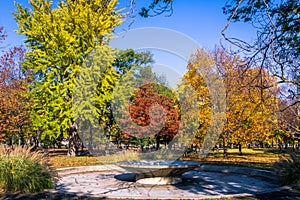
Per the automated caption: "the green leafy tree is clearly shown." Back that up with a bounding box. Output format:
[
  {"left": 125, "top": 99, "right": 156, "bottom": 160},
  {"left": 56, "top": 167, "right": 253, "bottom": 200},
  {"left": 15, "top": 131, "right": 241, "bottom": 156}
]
[
  {"left": 14, "top": 0, "right": 122, "bottom": 155},
  {"left": 74, "top": 49, "right": 154, "bottom": 154},
  {"left": 108, "top": 49, "right": 154, "bottom": 147}
]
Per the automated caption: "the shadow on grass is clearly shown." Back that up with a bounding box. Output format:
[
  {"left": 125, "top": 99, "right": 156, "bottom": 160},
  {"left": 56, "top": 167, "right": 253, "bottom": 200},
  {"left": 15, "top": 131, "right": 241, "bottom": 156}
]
[
  {"left": 203, "top": 160, "right": 273, "bottom": 169},
  {"left": 209, "top": 152, "right": 259, "bottom": 157}
]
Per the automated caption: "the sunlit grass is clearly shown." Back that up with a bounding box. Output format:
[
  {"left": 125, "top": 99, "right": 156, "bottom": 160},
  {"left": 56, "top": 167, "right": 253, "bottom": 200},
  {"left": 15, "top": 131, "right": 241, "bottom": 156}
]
[
  {"left": 202, "top": 148, "right": 292, "bottom": 169},
  {"left": 50, "top": 151, "right": 139, "bottom": 168},
  {"left": 49, "top": 148, "right": 297, "bottom": 169},
  {"left": 49, "top": 156, "right": 99, "bottom": 168}
]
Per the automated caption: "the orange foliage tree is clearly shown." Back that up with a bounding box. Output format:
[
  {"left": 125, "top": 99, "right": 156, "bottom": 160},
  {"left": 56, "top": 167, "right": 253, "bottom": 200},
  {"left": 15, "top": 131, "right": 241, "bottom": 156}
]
[
  {"left": 214, "top": 48, "right": 278, "bottom": 156},
  {"left": 119, "top": 83, "right": 180, "bottom": 150},
  {"left": 277, "top": 95, "right": 300, "bottom": 150},
  {"left": 183, "top": 47, "right": 279, "bottom": 157},
  {"left": 0, "top": 27, "right": 32, "bottom": 145}
]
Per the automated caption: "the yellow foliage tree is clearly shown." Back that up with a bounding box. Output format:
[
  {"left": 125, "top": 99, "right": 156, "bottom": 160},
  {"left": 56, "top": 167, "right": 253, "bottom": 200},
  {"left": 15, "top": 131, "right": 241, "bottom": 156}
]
[
  {"left": 214, "top": 48, "right": 279, "bottom": 156},
  {"left": 183, "top": 47, "right": 279, "bottom": 158}
]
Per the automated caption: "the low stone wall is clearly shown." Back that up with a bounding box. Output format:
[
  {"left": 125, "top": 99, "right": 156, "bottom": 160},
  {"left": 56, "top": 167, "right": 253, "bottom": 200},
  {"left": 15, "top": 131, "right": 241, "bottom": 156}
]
[{"left": 56, "top": 165, "right": 125, "bottom": 176}]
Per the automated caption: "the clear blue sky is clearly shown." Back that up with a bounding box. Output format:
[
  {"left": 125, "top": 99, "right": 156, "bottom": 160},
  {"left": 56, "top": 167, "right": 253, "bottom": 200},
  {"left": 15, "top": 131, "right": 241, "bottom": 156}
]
[{"left": 0, "top": 0, "right": 255, "bottom": 77}]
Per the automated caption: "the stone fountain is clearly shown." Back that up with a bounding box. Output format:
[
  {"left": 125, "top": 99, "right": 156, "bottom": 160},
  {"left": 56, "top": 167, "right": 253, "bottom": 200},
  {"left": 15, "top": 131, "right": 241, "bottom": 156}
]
[{"left": 117, "top": 160, "right": 200, "bottom": 185}]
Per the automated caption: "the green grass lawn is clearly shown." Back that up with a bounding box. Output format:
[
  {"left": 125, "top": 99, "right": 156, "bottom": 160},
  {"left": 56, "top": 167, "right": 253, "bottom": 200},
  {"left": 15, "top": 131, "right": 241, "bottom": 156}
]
[
  {"left": 200, "top": 148, "right": 298, "bottom": 169},
  {"left": 49, "top": 148, "right": 298, "bottom": 169}
]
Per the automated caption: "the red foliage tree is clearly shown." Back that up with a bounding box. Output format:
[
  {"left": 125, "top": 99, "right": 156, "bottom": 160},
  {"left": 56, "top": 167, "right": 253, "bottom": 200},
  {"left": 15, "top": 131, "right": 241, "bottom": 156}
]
[
  {"left": 0, "top": 27, "right": 31, "bottom": 145},
  {"left": 119, "top": 83, "right": 180, "bottom": 150}
]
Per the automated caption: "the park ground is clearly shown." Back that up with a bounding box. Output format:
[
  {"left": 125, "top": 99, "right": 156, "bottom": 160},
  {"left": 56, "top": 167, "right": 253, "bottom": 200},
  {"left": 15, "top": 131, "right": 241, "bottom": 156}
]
[{"left": 1, "top": 147, "right": 300, "bottom": 199}]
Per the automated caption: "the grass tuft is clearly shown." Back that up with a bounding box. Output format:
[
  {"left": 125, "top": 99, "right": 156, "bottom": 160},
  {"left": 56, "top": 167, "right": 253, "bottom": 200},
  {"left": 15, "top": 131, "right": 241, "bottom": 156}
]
[
  {"left": 0, "top": 145, "right": 55, "bottom": 193},
  {"left": 274, "top": 153, "right": 300, "bottom": 186}
]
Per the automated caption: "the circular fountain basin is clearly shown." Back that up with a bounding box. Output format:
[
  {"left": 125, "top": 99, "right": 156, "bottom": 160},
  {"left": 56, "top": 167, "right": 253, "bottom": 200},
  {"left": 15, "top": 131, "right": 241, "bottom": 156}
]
[{"left": 117, "top": 160, "right": 200, "bottom": 184}]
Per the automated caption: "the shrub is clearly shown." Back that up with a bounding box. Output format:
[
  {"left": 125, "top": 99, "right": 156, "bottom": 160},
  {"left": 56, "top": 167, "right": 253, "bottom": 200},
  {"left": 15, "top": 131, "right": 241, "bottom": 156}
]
[
  {"left": 0, "top": 145, "right": 56, "bottom": 193},
  {"left": 274, "top": 153, "right": 300, "bottom": 186}
]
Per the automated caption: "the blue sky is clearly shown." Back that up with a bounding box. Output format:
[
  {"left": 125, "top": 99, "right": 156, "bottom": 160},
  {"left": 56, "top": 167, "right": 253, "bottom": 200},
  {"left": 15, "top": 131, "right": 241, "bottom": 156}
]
[{"left": 0, "top": 0, "right": 255, "bottom": 78}]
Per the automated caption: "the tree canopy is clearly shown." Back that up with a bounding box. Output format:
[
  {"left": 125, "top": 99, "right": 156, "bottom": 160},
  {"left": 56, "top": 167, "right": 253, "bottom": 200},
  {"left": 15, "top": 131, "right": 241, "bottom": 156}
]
[
  {"left": 14, "top": 0, "right": 122, "bottom": 155},
  {"left": 222, "top": 0, "right": 300, "bottom": 87}
]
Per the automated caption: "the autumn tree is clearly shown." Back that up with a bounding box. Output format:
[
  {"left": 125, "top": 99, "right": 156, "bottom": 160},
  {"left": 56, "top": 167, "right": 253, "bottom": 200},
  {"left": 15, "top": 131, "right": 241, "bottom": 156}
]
[
  {"left": 118, "top": 82, "right": 180, "bottom": 150},
  {"left": 176, "top": 48, "right": 227, "bottom": 159},
  {"left": 0, "top": 27, "right": 31, "bottom": 145},
  {"left": 222, "top": 0, "right": 300, "bottom": 152},
  {"left": 14, "top": 0, "right": 122, "bottom": 156},
  {"left": 214, "top": 48, "right": 278, "bottom": 156},
  {"left": 222, "top": 0, "right": 300, "bottom": 87},
  {"left": 74, "top": 49, "right": 154, "bottom": 155},
  {"left": 277, "top": 91, "right": 300, "bottom": 150},
  {"left": 181, "top": 49, "right": 213, "bottom": 152},
  {"left": 183, "top": 48, "right": 278, "bottom": 157},
  {"left": 0, "top": 26, "right": 6, "bottom": 142}
]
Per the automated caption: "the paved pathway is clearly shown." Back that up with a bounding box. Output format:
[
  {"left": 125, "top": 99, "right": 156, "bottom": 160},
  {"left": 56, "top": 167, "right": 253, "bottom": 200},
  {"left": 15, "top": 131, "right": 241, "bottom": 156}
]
[{"left": 54, "top": 164, "right": 287, "bottom": 199}]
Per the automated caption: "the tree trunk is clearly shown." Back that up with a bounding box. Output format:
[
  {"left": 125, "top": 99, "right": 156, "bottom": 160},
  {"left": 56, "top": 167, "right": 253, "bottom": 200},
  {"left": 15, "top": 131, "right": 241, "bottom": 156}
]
[
  {"left": 223, "top": 139, "right": 228, "bottom": 159},
  {"left": 238, "top": 143, "right": 242, "bottom": 155},
  {"left": 155, "top": 135, "right": 160, "bottom": 150},
  {"left": 67, "top": 136, "right": 76, "bottom": 156},
  {"left": 279, "top": 143, "right": 282, "bottom": 151},
  {"left": 67, "top": 122, "right": 78, "bottom": 156},
  {"left": 105, "top": 131, "right": 110, "bottom": 155},
  {"left": 18, "top": 126, "right": 24, "bottom": 146},
  {"left": 88, "top": 127, "right": 93, "bottom": 153},
  {"left": 292, "top": 140, "right": 295, "bottom": 152}
]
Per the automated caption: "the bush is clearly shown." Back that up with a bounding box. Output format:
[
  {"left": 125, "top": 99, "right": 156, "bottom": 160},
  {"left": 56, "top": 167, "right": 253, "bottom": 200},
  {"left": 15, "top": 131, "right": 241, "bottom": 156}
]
[
  {"left": 0, "top": 145, "right": 55, "bottom": 193},
  {"left": 274, "top": 153, "right": 300, "bottom": 186}
]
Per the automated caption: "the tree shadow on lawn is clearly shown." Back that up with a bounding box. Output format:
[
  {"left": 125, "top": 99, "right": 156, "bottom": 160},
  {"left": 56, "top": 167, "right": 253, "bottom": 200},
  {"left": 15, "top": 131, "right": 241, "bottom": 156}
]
[{"left": 202, "top": 160, "right": 274, "bottom": 170}]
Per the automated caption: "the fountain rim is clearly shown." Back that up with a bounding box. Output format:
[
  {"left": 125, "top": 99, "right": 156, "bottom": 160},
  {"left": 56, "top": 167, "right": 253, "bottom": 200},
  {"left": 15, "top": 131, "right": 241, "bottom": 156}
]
[{"left": 116, "top": 160, "right": 202, "bottom": 169}]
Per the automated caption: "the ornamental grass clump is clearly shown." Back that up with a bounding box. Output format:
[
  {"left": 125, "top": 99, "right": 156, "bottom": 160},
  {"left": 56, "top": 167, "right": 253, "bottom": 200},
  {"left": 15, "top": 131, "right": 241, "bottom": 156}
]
[
  {"left": 274, "top": 153, "right": 300, "bottom": 186},
  {"left": 0, "top": 145, "right": 55, "bottom": 193}
]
